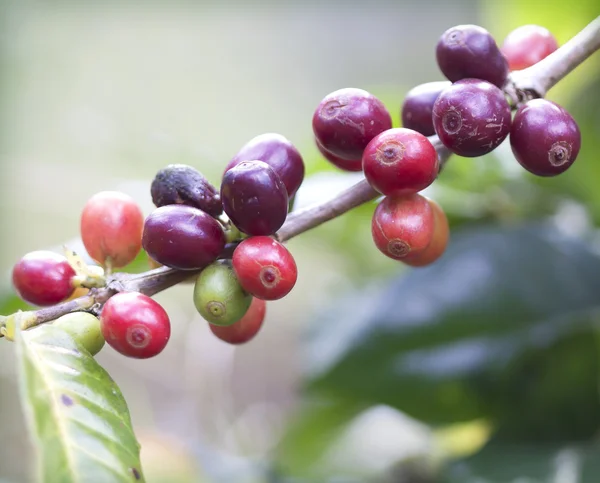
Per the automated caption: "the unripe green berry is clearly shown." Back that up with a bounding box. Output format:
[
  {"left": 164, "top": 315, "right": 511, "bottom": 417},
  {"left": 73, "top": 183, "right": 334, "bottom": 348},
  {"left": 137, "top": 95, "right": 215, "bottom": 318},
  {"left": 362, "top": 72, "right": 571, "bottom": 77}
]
[
  {"left": 52, "top": 312, "right": 105, "bottom": 356},
  {"left": 193, "top": 262, "right": 252, "bottom": 326}
]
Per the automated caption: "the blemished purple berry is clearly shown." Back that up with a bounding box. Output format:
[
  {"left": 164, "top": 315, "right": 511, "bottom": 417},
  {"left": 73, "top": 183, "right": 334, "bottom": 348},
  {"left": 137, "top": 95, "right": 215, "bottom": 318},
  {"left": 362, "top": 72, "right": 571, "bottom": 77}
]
[
  {"left": 510, "top": 99, "right": 581, "bottom": 177},
  {"left": 224, "top": 133, "right": 305, "bottom": 198},
  {"left": 432, "top": 79, "right": 511, "bottom": 157},
  {"left": 316, "top": 138, "right": 362, "bottom": 172},
  {"left": 312, "top": 88, "right": 392, "bottom": 161},
  {"left": 221, "top": 160, "right": 288, "bottom": 236},
  {"left": 142, "top": 205, "right": 225, "bottom": 270},
  {"left": 436, "top": 24, "right": 509, "bottom": 88},
  {"left": 401, "top": 81, "right": 451, "bottom": 136}
]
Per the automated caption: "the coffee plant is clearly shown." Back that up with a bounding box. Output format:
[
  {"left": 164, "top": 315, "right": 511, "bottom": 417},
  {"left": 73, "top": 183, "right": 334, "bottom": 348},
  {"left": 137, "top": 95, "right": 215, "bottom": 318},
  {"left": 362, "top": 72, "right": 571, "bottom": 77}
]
[{"left": 1, "top": 15, "right": 599, "bottom": 483}]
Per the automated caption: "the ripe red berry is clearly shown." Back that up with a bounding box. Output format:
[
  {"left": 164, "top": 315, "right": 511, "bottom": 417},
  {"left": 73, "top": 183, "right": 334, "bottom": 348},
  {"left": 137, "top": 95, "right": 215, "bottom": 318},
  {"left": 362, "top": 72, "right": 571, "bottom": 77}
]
[
  {"left": 371, "top": 194, "right": 435, "bottom": 260},
  {"left": 100, "top": 292, "right": 170, "bottom": 359},
  {"left": 80, "top": 191, "right": 144, "bottom": 268},
  {"left": 142, "top": 204, "right": 225, "bottom": 270},
  {"left": 362, "top": 128, "right": 439, "bottom": 196},
  {"left": 502, "top": 25, "right": 558, "bottom": 71},
  {"left": 312, "top": 88, "right": 392, "bottom": 161},
  {"left": 401, "top": 81, "right": 451, "bottom": 136},
  {"left": 316, "top": 139, "right": 362, "bottom": 172},
  {"left": 510, "top": 99, "right": 581, "bottom": 177},
  {"left": 221, "top": 161, "right": 288, "bottom": 236},
  {"left": 232, "top": 236, "right": 297, "bottom": 300},
  {"left": 402, "top": 199, "right": 449, "bottom": 267},
  {"left": 436, "top": 24, "right": 508, "bottom": 88},
  {"left": 12, "top": 251, "right": 76, "bottom": 306},
  {"left": 432, "top": 79, "right": 511, "bottom": 157},
  {"left": 209, "top": 297, "right": 267, "bottom": 345},
  {"left": 225, "top": 133, "right": 305, "bottom": 198}
]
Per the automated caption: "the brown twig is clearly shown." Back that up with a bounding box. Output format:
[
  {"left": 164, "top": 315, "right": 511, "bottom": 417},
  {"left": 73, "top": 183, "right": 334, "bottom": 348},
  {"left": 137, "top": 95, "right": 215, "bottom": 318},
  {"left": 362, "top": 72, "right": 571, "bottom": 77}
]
[{"left": 2, "top": 16, "right": 599, "bottom": 336}]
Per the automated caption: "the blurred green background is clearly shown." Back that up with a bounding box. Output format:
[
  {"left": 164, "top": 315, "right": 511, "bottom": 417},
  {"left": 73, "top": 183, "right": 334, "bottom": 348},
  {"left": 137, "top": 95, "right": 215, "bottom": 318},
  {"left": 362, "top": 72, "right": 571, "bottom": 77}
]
[{"left": 1, "top": 0, "right": 600, "bottom": 482}]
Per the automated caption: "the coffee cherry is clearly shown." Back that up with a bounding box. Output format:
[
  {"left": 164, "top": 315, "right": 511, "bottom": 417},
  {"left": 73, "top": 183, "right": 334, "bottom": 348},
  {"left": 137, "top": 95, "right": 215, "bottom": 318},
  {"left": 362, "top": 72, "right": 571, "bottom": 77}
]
[
  {"left": 221, "top": 161, "right": 288, "bottom": 236},
  {"left": 362, "top": 128, "right": 439, "bottom": 196},
  {"left": 80, "top": 191, "right": 144, "bottom": 268},
  {"left": 209, "top": 297, "right": 266, "bottom": 345},
  {"left": 510, "top": 99, "right": 581, "bottom": 177},
  {"left": 12, "top": 251, "right": 76, "bottom": 306},
  {"left": 436, "top": 24, "right": 509, "bottom": 88},
  {"left": 193, "top": 262, "right": 252, "bottom": 326},
  {"left": 52, "top": 312, "right": 105, "bottom": 356},
  {"left": 371, "top": 194, "right": 435, "bottom": 260},
  {"left": 151, "top": 164, "right": 222, "bottom": 218},
  {"left": 232, "top": 236, "right": 297, "bottom": 300},
  {"left": 100, "top": 292, "right": 170, "bottom": 359},
  {"left": 143, "top": 205, "right": 225, "bottom": 270},
  {"left": 316, "top": 139, "right": 362, "bottom": 172},
  {"left": 313, "top": 88, "right": 392, "bottom": 161},
  {"left": 401, "top": 81, "right": 451, "bottom": 136},
  {"left": 225, "top": 133, "right": 305, "bottom": 198},
  {"left": 502, "top": 25, "right": 558, "bottom": 71},
  {"left": 432, "top": 79, "right": 511, "bottom": 157},
  {"left": 402, "top": 199, "right": 449, "bottom": 267}
]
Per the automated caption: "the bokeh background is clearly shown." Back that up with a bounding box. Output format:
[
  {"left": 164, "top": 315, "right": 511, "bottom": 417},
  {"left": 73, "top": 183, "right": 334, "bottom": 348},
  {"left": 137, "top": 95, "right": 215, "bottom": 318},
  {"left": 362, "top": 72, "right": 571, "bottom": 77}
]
[{"left": 1, "top": 1, "right": 600, "bottom": 482}]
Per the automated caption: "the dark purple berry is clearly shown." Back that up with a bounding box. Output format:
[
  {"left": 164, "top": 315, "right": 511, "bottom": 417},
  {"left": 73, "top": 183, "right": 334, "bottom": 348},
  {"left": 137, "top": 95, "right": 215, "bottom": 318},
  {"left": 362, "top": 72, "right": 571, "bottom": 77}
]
[
  {"left": 312, "top": 88, "right": 392, "bottom": 161},
  {"left": 151, "top": 164, "right": 222, "bottom": 217},
  {"left": 510, "top": 99, "right": 581, "bottom": 177},
  {"left": 432, "top": 79, "right": 511, "bottom": 157},
  {"left": 436, "top": 24, "right": 509, "bottom": 88},
  {"left": 401, "top": 81, "right": 451, "bottom": 136},
  {"left": 224, "top": 133, "right": 305, "bottom": 198},
  {"left": 221, "top": 160, "right": 288, "bottom": 236},
  {"left": 316, "top": 139, "right": 362, "bottom": 172},
  {"left": 142, "top": 205, "right": 225, "bottom": 270}
]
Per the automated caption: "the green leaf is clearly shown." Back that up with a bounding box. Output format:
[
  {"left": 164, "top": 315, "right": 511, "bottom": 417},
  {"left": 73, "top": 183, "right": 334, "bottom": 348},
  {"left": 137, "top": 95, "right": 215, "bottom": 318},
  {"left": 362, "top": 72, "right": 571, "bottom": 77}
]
[
  {"left": 303, "top": 224, "right": 600, "bottom": 434},
  {"left": 16, "top": 324, "right": 144, "bottom": 483}
]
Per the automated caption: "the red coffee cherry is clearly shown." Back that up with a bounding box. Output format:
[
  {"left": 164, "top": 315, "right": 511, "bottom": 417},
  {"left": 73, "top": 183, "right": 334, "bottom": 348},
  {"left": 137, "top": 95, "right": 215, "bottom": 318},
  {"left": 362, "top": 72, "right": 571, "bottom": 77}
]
[
  {"left": 12, "top": 251, "right": 76, "bottom": 306},
  {"left": 402, "top": 199, "right": 450, "bottom": 267},
  {"left": 232, "top": 236, "right": 297, "bottom": 300},
  {"left": 209, "top": 297, "right": 267, "bottom": 345},
  {"left": 80, "top": 191, "right": 144, "bottom": 268},
  {"left": 371, "top": 194, "right": 435, "bottom": 260},
  {"left": 502, "top": 25, "right": 558, "bottom": 71},
  {"left": 363, "top": 128, "right": 439, "bottom": 196},
  {"left": 100, "top": 292, "right": 171, "bottom": 359},
  {"left": 509, "top": 99, "right": 581, "bottom": 177}
]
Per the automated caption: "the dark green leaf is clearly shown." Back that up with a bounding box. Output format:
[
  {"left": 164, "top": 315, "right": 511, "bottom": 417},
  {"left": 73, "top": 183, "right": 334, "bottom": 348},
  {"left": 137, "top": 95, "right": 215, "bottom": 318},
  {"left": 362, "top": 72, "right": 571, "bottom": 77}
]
[
  {"left": 16, "top": 324, "right": 144, "bottom": 482},
  {"left": 303, "top": 224, "right": 600, "bottom": 434}
]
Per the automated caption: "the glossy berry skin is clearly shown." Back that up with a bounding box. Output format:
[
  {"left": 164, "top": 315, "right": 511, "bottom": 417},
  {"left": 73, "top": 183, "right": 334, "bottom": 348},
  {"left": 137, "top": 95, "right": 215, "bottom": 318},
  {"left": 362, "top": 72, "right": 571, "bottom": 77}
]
[
  {"left": 232, "top": 236, "right": 297, "bottom": 300},
  {"left": 151, "top": 164, "right": 222, "bottom": 217},
  {"left": 81, "top": 191, "right": 144, "bottom": 268},
  {"left": 193, "top": 262, "right": 252, "bottom": 326},
  {"left": 502, "top": 25, "right": 558, "bottom": 71},
  {"left": 53, "top": 312, "right": 105, "bottom": 356},
  {"left": 316, "top": 139, "right": 362, "bottom": 172},
  {"left": 362, "top": 128, "right": 439, "bottom": 196},
  {"left": 221, "top": 160, "right": 288, "bottom": 236},
  {"left": 100, "top": 292, "right": 171, "bottom": 359},
  {"left": 510, "top": 99, "right": 581, "bottom": 177},
  {"left": 402, "top": 199, "right": 449, "bottom": 267},
  {"left": 436, "top": 24, "right": 509, "bottom": 88},
  {"left": 432, "top": 79, "right": 511, "bottom": 157},
  {"left": 12, "top": 251, "right": 75, "bottom": 306},
  {"left": 209, "top": 297, "right": 267, "bottom": 345},
  {"left": 401, "top": 81, "right": 451, "bottom": 136},
  {"left": 143, "top": 205, "right": 225, "bottom": 270},
  {"left": 225, "top": 133, "right": 305, "bottom": 198},
  {"left": 312, "top": 88, "right": 392, "bottom": 161},
  {"left": 371, "top": 194, "right": 435, "bottom": 260}
]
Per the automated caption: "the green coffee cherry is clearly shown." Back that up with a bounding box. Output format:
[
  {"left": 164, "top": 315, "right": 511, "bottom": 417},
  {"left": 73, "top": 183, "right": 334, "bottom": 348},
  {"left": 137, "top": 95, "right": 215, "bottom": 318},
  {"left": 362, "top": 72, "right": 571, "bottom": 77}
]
[
  {"left": 193, "top": 262, "right": 251, "bottom": 326},
  {"left": 52, "top": 312, "right": 105, "bottom": 356}
]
